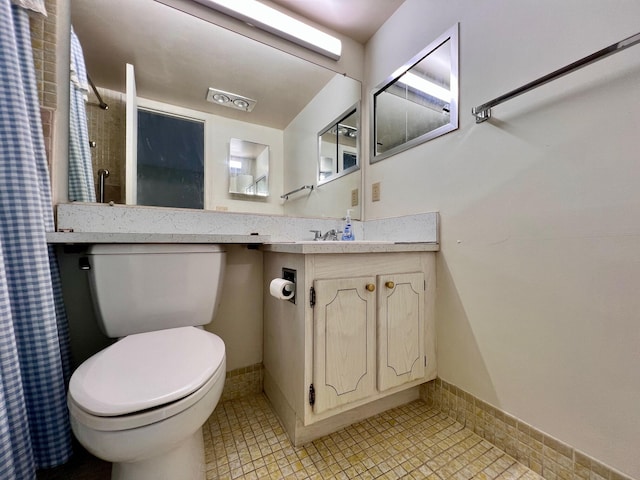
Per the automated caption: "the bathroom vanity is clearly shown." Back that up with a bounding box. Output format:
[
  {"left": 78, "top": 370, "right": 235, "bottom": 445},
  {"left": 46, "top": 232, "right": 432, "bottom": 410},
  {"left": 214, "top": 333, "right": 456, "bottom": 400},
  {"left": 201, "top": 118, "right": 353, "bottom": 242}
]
[
  {"left": 262, "top": 242, "right": 437, "bottom": 445},
  {"left": 49, "top": 204, "right": 440, "bottom": 446}
]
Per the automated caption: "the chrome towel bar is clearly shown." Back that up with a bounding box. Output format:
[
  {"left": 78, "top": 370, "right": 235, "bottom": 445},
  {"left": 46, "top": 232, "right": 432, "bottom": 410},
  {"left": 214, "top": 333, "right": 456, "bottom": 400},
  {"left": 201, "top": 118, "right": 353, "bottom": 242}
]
[
  {"left": 281, "top": 184, "right": 314, "bottom": 200},
  {"left": 472, "top": 31, "right": 640, "bottom": 123}
]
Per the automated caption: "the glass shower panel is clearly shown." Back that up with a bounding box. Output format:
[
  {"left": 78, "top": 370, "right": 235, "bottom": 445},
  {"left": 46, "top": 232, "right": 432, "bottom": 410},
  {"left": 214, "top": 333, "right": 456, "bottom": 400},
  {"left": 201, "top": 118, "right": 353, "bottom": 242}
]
[{"left": 137, "top": 109, "right": 204, "bottom": 209}]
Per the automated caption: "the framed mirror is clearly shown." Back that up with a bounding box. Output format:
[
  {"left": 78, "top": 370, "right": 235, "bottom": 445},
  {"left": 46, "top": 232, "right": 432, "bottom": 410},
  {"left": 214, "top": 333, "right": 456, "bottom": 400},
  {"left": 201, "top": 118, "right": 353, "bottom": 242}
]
[
  {"left": 318, "top": 106, "right": 359, "bottom": 185},
  {"left": 372, "top": 23, "right": 459, "bottom": 163},
  {"left": 68, "top": 0, "right": 362, "bottom": 219},
  {"left": 228, "top": 138, "right": 269, "bottom": 197}
]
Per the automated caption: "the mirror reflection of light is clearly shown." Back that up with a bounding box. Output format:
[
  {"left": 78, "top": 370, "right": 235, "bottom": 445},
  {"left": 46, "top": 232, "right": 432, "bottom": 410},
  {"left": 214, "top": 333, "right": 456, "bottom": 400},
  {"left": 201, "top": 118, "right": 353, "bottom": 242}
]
[
  {"left": 398, "top": 73, "right": 450, "bottom": 102},
  {"left": 229, "top": 160, "right": 242, "bottom": 169},
  {"left": 195, "top": 0, "right": 342, "bottom": 60}
]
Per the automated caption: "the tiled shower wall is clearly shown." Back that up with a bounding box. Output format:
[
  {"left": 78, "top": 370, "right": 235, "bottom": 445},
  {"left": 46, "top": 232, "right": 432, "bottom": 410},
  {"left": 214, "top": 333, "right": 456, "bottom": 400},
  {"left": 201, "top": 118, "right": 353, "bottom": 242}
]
[
  {"left": 29, "top": 0, "right": 57, "bottom": 110},
  {"left": 30, "top": 0, "right": 58, "bottom": 168},
  {"left": 85, "top": 88, "right": 125, "bottom": 204},
  {"left": 420, "top": 379, "right": 634, "bottom": 480}
]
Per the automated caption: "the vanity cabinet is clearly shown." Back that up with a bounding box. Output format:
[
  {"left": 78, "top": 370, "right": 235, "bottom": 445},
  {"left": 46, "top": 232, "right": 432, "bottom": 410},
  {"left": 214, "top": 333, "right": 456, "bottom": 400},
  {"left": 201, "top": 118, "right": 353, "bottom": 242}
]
[
  {"left": 312, "top": 276, "right": 376, "bottom": 414},
  {"left": 312, "top": 272, "right": 425, "bottom": 414},
  {"left": 263, "top": 249, "right": 436, "bottom": 446}
]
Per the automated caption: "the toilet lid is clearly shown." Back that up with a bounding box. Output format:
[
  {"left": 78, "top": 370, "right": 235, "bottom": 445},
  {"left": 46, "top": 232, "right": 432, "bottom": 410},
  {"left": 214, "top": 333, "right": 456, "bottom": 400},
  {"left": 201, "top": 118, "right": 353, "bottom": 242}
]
[{"left": 69, "top": 327, "right": 225, "bottom": 416}]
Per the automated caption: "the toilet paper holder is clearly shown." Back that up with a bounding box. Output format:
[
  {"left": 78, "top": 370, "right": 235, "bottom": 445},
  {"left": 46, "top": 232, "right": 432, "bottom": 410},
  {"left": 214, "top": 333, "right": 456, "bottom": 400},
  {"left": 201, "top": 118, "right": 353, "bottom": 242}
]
[{"left": 282, "top": 268, "right": 296, "bottom": 304}]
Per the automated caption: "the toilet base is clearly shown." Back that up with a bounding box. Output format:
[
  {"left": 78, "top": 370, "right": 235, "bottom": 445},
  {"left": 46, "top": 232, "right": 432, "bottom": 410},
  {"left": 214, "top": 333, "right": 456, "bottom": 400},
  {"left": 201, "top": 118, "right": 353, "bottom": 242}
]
[{"left": 111, "top": 428, "right": 205, "bottom": 480}]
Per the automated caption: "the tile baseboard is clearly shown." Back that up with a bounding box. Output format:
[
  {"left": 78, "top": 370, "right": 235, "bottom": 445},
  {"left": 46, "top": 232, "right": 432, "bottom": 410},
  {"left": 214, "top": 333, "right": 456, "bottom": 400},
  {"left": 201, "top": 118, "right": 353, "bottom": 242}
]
[
  {"left": 220, "top": 363, "right": 264, "bottom": 402},
  {"left": 420, "top": 378, "right": 635, "bottom": 480}
]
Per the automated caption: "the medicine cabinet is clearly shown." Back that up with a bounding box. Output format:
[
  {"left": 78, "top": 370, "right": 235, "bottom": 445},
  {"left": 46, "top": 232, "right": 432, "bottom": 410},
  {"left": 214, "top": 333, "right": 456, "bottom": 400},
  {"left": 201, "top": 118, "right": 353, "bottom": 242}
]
[
  {"left": 372, "top": 23, "right": 459, "bottom": 163},
  {"left": 318, "top": 105, "right": 359, "bottom": 185}
]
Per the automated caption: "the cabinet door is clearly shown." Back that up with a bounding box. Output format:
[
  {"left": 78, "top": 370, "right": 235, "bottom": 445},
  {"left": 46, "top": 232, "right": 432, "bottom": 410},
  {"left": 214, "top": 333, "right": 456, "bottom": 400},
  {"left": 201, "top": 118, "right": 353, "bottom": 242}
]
[
  {"left": 313, "top": 277, "right": 376, "bottom": 414},
  {"left": 377, "top": 272, "right": 425, "bottom": 391}
]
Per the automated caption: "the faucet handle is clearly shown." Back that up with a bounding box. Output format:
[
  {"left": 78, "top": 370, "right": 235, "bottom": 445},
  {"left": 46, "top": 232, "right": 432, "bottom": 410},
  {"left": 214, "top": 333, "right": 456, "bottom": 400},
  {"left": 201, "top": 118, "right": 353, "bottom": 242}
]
[{"left": 309, "top": 229, "right": 322, "bottom": 240}]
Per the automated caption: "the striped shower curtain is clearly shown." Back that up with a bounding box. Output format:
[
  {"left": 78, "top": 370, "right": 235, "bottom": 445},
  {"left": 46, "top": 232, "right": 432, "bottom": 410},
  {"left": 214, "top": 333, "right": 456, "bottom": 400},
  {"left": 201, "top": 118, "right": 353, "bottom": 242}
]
[{"left": 0, "top": 0, "right": 73, "bottom": 477}]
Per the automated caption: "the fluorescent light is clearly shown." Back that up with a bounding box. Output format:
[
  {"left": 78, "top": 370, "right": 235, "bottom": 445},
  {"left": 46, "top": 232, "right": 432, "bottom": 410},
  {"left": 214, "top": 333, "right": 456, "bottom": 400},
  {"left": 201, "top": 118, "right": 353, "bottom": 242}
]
[
  {"left": 193, "top": 0, "right": 342, "bottom": 60},
  {"left": 398, "top": 73, "right": 451, "bottom": 103}
]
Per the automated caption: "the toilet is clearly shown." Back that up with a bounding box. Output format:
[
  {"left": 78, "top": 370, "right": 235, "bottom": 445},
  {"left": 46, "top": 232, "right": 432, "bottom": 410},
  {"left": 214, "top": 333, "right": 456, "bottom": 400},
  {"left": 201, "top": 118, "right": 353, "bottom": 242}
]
[{"left": 67, "top": 244, "right": 227, "bottom": 480}]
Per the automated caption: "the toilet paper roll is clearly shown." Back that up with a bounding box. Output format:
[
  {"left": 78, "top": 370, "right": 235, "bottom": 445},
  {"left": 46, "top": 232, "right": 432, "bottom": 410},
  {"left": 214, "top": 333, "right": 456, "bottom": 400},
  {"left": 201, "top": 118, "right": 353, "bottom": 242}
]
[{"left": 270, "top": 278, "right": 295, "bottom": 300}]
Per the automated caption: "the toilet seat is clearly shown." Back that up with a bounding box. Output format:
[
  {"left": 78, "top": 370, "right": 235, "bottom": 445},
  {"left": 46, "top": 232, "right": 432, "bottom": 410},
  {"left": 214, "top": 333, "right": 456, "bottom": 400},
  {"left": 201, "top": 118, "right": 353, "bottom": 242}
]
[
  {"left": 68, "top": 356, "right": 225, "bottom": 432},
  {"left": 69, "top": 327, "right": 225, "bottom": 421}
]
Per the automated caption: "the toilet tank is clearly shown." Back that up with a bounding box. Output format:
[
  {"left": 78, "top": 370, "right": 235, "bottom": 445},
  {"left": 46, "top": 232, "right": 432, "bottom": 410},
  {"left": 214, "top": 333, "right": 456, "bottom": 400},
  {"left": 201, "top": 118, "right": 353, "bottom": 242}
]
[{"left": 86, "top": 244, "right": 226, "bottom": 337}]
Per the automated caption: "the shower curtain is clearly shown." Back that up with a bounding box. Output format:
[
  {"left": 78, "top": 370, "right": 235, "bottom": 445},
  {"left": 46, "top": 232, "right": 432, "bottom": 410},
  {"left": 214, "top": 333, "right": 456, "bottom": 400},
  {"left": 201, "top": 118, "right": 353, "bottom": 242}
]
[
  {"left": 0, "top": 0, "right": 73, "bottom": 477},
  {"left": 68, "top": 26, "right": 96, "bottom": 202}
]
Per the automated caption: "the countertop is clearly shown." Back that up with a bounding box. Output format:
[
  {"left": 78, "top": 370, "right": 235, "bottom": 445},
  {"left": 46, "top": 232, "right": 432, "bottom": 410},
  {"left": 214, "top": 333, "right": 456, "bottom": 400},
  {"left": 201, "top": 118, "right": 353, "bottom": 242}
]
[
  {"left": 260, "top": 241, "right": 439, "bottom": 254},
  {"left": 46, "top": 232, "right": 439, "bottom": 253},
  {"left": 46, "top": 232, "right": 269, "bottom": 244}
]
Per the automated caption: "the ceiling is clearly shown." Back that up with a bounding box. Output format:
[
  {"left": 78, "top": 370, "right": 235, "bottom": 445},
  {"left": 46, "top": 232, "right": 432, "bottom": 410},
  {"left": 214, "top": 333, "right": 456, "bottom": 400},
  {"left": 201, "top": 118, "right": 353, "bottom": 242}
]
[
  {"left": 269, "top": 0, "right": 405, "bottom": 44},
  {"left": 71, "top": 0, "right": 405, "bottom": 129}
]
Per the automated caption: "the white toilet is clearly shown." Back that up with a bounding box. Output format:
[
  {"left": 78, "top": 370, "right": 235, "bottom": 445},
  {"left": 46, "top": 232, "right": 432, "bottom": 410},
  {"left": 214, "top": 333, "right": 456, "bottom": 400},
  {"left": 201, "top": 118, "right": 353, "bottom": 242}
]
[{"left": 67, "top": 244, "right": 227, "bottom": 480}]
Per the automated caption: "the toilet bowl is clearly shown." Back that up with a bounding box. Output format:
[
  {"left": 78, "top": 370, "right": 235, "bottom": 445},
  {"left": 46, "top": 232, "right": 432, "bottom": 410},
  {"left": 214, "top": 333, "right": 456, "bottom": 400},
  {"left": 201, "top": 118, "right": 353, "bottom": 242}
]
[
  {"left": 68, "top": 327, "right": 225, "bottom": 480},
  {"left": 67, "top": 244, "right": 227, "bottom": 480}
]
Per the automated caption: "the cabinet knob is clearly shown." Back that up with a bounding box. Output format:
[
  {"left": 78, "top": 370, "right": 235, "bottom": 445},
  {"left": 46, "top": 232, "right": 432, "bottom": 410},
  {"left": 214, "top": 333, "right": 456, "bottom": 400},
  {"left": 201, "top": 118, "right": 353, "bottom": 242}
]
[
  {"left": 385, "top": 281, "right": 395, "bottom": 289},
  {"left": 365, "top": 283, "right": 375, "bottom": 292}
]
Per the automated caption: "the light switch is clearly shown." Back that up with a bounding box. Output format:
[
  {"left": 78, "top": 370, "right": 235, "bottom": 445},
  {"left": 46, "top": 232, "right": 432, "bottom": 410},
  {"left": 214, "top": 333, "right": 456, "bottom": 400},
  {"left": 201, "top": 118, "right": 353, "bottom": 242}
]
[{"left": 372, "top": 182, "right": 381, "bottom": 202}]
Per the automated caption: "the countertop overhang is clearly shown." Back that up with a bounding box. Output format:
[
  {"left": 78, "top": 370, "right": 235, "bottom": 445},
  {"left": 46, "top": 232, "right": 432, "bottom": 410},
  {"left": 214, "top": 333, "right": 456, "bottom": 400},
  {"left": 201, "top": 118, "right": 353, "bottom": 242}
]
[
  {"left": 46, "top": 232, "right": 439, "bottom": 253},
  {"left": 46, "top": 232, "right": 269, "bottom": 244}
]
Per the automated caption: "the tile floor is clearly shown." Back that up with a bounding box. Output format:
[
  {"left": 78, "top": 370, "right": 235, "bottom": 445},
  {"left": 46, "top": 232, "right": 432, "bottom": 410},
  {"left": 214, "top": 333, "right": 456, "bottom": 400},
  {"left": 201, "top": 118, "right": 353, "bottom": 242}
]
[{"left": 38, "top": 394, "right": 544, "bottom": 480}]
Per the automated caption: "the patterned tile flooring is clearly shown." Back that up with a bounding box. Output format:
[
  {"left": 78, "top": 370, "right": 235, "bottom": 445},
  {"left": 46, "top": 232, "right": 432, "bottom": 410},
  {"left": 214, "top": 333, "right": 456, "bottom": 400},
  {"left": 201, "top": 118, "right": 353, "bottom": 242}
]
[
  {"left": 38, "top": 393, "right": 544, "bottom": 480},
  {"left": 203, "top": 394, "right": 543, "bottom": 480}
]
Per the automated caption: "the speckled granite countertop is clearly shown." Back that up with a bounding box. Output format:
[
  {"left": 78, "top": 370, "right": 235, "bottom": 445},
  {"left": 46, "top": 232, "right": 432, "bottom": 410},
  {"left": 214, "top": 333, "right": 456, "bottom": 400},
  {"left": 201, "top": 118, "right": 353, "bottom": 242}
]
[
  {"left": 261, "top": 241, "right": 439, "bottom": 254},
  {"left": 45, "top": 232, "right": 269, "bottom": 244}
]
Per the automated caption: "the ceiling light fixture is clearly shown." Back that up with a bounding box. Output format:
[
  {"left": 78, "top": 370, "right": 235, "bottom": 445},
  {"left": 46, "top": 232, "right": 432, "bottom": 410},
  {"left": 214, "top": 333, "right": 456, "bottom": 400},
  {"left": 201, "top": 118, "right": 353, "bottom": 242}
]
[
  {"left": 330, "top": 124, "right": 357, "bottom": 138},
  {"left": 212, "top": 93, "right": 231, "bottom": 104},
  {"left": 206, "top": 87, "right": 257, "bottom": 112},
  {"left": 193, "top": 0, "right": 342, "bottom": 60}
]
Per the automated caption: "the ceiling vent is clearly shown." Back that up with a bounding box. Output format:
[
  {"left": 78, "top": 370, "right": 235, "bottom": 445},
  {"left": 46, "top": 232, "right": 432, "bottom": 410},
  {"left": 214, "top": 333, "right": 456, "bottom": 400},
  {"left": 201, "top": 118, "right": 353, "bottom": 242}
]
[{"left": 206, "top": 88, "right": 257, "bottom": 112}]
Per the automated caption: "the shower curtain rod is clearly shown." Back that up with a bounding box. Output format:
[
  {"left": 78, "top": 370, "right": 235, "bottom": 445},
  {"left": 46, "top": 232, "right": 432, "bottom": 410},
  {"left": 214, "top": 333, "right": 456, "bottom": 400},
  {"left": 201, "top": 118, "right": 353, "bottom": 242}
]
[
  {"left": 471, "top": 31, "right": 640, "bottom": 123},
  {"left": 87, "top": 74, "right": 108, "bottom": 110}
]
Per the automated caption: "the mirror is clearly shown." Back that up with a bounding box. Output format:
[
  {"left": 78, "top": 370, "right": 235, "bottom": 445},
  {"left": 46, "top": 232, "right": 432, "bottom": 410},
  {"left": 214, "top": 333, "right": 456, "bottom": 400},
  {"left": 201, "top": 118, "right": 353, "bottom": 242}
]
[
  {"left": 372, "top": 23, "right": 458, "bottom": 163},
  {"left": 69, "top": 0, "right": 361, "bottom": 219},
  {"left": 318, "top": 106, "right": 359, "bottom": 185},
  {"left": 229, "top": 139, "right": 269, "bottom": 197}
]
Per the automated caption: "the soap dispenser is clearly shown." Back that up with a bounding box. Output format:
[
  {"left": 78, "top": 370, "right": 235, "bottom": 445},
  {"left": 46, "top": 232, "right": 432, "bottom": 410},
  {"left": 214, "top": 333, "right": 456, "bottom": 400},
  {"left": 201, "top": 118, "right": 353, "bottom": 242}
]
[{"left": 341, "top": 209, "right": 355, "bottom": 241}]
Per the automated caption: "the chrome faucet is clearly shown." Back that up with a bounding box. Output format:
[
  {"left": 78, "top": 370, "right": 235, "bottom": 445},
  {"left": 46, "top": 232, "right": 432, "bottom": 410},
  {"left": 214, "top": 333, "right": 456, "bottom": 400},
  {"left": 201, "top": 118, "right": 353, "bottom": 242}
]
[
  {"left": 322, "top": 229, "right": 342, "bottom": 241},
  {"left": 309, "top": 229, "right": 343, "bottom": 241}
]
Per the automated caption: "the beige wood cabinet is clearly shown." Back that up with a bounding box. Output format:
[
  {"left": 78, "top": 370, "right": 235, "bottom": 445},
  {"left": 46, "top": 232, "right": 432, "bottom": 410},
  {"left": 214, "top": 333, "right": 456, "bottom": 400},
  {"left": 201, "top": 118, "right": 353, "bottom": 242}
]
[{"left": 263, "top": 251, "right": 436, "bottom": 446}]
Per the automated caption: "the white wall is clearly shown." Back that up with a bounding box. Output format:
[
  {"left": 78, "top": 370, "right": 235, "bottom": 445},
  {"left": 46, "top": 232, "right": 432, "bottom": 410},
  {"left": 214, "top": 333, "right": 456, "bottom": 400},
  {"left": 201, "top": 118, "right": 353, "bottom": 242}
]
[
  {"left": 283, "top": 75, "right": 363, "bottom": 220},
  {"left": 205, "top": 245, "right": 263, "bottom": 371},
  {"left": 365, "top": 1, "right": 640, "bottom": 477}
]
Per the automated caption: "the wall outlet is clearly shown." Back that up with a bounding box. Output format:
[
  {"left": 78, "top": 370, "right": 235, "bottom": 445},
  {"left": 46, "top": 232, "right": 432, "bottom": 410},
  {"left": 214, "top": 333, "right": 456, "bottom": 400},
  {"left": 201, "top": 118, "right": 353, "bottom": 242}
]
[
  {"left": 351, "top": 188, "right": 359, "bottom": 207},
  {"left": 372, "top": 182, "right": 381, "bottom": 202}
]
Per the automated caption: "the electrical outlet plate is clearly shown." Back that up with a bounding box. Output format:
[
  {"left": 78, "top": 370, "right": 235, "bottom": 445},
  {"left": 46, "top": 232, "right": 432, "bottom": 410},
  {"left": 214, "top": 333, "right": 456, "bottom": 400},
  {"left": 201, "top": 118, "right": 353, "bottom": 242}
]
[
  {"left": 351, "top": 188, "right": 359, "bottom": 207},
  {"left": 372, "top": 182, "right": 381, "bottom": 202}
]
